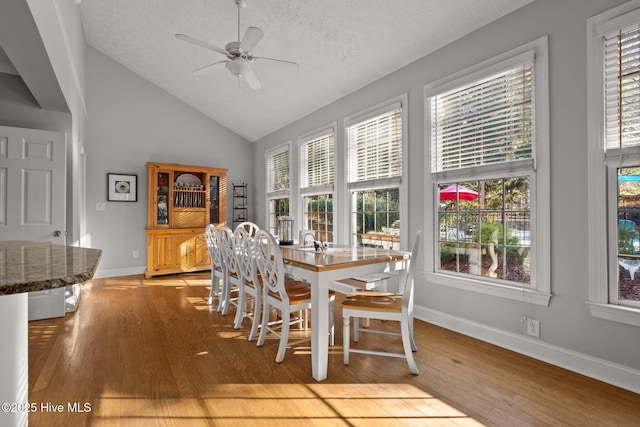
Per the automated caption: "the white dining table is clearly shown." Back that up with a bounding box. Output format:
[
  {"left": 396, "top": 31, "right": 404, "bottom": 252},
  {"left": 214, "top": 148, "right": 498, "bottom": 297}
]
[{"left": 280, "top": 244, "right": 409, "bottom": 382}]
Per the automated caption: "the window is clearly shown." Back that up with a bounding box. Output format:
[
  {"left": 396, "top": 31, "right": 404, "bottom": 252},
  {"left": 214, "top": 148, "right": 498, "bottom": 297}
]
[
  {"left": 345, "top": 95, "right": 407, "bottom": 250},
  {"left": 425, "top": 37, "right": 550, "bottom": 305},
  {"left": 265, "top": 144, "right": 290, "bottom": 237},
  {"left": 299, "top": 127, "right": 335, "bottom": 242},
  {"left": 588, "top": 3, "right": 640, "bottom": 326},
  {"left": 438, "top": 178, "right": 531, "bottom": 284},
  {"left": 353, "top": 188, "right": 400, "bottom": 249}
]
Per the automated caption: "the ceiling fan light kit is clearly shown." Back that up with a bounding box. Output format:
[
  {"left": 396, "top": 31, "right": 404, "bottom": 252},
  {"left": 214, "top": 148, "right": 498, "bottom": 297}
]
[{"left": 175, "top": 0, "right": 298, "bottom": 89}]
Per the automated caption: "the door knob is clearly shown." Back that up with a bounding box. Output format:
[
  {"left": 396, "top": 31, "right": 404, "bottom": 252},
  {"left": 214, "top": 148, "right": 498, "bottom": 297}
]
[{"left": 52, "top": 230, "right": 62, "bottom": 237}]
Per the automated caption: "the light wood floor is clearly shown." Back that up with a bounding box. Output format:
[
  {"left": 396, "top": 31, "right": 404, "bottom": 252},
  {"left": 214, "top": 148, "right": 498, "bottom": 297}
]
[{"left": 28, "top": 273, "right": 640, "bottom": 426}]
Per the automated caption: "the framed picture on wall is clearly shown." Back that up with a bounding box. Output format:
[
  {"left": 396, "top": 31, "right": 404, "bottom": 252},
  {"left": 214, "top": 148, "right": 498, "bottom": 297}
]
[{"left": 107, "top": 173, "right": 137, "bottom": 202}]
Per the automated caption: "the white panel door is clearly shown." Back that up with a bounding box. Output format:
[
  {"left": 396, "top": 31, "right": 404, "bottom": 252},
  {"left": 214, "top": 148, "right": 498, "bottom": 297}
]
[
  {"left": 0, "top": 125, "right": 67, "bottom": 320},
  {"left": 0, "top": 125, "right": 66, "bottom": 242}
]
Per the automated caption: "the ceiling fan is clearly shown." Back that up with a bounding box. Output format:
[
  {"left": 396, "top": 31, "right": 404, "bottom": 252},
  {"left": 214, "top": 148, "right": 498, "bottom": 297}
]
[{"left": 175, "top": 0, "right": 299, "bottom": 89}]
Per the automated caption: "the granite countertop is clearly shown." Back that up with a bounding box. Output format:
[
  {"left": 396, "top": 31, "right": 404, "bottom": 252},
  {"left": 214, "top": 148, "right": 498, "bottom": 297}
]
[{"left": 0, "top": 241, "right": 102, "bottom": 296}]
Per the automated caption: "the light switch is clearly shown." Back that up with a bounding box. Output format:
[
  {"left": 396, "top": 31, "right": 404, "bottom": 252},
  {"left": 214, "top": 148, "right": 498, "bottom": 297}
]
[{"left": 96, "top": 203, "right": 106, "bottom": 211}]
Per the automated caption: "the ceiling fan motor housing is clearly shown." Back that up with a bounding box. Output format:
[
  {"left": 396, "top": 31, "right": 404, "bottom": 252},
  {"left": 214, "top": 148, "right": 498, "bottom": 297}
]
[{"left": 225, "top": 41, "right": 252, "bottom": 60}]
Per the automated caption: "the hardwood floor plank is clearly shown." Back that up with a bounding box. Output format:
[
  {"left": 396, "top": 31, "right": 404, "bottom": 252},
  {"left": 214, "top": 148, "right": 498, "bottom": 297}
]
[{"left": 27, "top": 273, "right": 640, "bottom": 426}]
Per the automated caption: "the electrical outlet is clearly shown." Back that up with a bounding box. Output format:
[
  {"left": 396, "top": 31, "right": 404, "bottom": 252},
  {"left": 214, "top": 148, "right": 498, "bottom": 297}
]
[
  {"left": 527, "top": 318, "right": 540, "bottom": 337},
  {"left": 133, "top": 250, "right": 139, "bottom": 259}
]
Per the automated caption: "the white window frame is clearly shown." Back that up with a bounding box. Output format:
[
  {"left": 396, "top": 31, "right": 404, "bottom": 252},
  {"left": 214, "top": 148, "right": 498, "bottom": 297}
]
[
  {"left": 297, "top": 123, "right": 337, "bottom": 243},
  {"left": 424, "top": 36, "right": 551, "bottom": 306},
  {"left": 265, "top": 142, "right": 291, "bottom": 237},
  {"left": 587, "top": 1, "right": 640, "bottom": 327},
  {"left": 343, "top": 93, "right": 409, "bottom": 250}
]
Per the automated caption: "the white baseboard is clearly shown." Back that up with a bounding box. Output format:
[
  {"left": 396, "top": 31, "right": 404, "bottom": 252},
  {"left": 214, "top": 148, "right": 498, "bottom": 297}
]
[
  {"left": 92, "top": 266, "right": 145, "bottom": 279},
  {"left": 415, "top": 305, "right": 640, "bottom": 394}
]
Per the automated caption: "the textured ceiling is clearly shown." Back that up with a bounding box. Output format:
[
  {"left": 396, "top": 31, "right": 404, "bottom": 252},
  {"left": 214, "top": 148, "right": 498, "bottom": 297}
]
[{"left": 80, "top": 0, "right": 532, "bottom": 142}]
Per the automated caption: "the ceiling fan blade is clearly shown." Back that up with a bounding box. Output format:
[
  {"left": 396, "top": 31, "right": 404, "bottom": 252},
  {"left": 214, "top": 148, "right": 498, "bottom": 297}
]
[
  {"left": 175, "top": 33, "right": 227, "bottom": 56},
  {"left": 243, "top": 68, "right": 262, "bottom": 90},
  {"left": 253, "top": 56, "right": 300, "bottom": 72},
  {"left": 241, "top": 27, "right": 264, "bottom": 52},
  {"left": 193, "top": 60, "right": 229, "bottom": 76}
]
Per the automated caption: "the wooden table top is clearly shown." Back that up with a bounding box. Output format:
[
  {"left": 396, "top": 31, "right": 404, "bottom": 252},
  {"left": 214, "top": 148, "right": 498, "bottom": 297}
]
[{"left": 280, "top": 244, "right": 408, "bottom": 272}]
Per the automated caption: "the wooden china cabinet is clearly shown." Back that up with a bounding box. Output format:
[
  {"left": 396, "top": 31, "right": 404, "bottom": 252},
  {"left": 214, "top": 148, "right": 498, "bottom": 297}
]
[{"left": 145, "top": 162, "right": 227, "bottom": 278}]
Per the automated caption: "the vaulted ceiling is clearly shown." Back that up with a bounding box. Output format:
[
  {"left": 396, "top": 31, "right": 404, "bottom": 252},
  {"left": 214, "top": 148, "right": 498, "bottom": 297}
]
[{"left": 10, "top": 0, "right": 534, "bottom": 142}]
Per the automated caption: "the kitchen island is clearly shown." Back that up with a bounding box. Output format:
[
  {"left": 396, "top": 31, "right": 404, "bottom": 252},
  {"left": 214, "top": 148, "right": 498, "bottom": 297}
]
[{"left": 0, "top": 241, "right": 101, "bottom": 427}]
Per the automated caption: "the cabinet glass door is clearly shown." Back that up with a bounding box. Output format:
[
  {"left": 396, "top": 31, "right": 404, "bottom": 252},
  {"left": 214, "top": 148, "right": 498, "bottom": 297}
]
[
  {"left": 157, "top": 172, "right": 170, "bottom": 225},
  {"left": 210, "top": 176, "right": 219, "bottom": 223}
]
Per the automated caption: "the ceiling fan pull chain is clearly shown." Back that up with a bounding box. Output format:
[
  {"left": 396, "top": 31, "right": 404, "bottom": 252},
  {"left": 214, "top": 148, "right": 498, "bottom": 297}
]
[{"left": 237, "top": 0, "right": 241, "bottom": 43}]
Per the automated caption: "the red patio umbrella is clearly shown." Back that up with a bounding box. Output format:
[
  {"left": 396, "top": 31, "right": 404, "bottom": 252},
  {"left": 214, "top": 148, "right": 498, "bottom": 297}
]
[{"left": 439, "top": 184, "right": 478, "bottom": 201}]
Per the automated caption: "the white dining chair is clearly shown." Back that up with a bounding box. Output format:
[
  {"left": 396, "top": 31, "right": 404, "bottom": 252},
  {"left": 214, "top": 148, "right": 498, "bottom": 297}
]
[
  {"left": 204, "top": 224, "right": 226, "bottom": 311},
  {"left": 342, "top": 230, "right": 421, "bottom": 375},
  {"left": 254, "top": 229, "right": 335, "bottom": 363},
  {"left": 218, "top": 225, "right": 239, "bottom": 316},
  {"left": 232, "top": 227, "right": 262, "bottom": 341}
]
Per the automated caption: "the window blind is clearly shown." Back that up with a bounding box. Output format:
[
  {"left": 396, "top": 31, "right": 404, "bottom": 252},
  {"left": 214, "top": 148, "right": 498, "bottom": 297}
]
[
  {"left": 347, "top": 107, "right": 402, "bottom": 183},
  {"left": 300, "top": 132, "right": 334, "bottom": 189},
  {"left": 267, "top": 148, "right": 289, "bottom": 193},
  {"left": 431, "top": 61, "right": 534, "bottom": 173},
  {"left": 604, "top": 26, "right": 640, "bottom": 150}
]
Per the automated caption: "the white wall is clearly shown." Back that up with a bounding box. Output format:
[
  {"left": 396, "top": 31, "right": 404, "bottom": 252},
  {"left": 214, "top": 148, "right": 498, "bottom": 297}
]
[
  {"left": 85, "top": 46, "right": 252, "bottom": 277},
  {"left": 252, "top": 0, "right": 640, "bottom": 392},
  {"left": 25, "top": 0, "right": 87, "bottom": 246}
]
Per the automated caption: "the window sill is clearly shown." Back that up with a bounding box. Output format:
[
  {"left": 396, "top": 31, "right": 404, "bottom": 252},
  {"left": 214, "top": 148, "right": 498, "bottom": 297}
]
[
  {"left": 587, "top": 302, "right": 640, "bottom": 327},
  {"left": 425, "top": 272, "right": 551, "bottom": 306}
]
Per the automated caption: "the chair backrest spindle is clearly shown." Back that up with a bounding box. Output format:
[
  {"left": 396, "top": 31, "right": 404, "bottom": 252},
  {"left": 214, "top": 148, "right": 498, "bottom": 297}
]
[
  {"left": 253, "top": 229, "right": 289, "bottom": 305},
  {"left": 219, "top": 226, "right": 238, "bottom": 277},
  {"left": 234, "top": 227, "right": 257, "bottom": 284},
  {"left": 235, "top": 221, "right": 260, "bottom": 237}
]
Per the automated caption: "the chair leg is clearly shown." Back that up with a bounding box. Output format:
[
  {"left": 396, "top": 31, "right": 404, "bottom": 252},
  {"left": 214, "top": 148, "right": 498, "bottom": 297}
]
[
  {"left": 208, "top": 272, "right": 215, "bottom": 306},
  {"left": 233, "top": 287, "right": 245, "bottom": 329},
  {"left": 275, "top": 308, "right": 290, "bottom": 363},
  {"left": 220, "top": 279, "right": 231, "bottom": 315},
  {"left": 211, "top": 274, "right": 224, "bottom": 310},
  {"left": 353, "top": 317, "right": 360, "bottom": 342},
  {"left": 257, "top": 300, "right": 270, "bottom": 347},
  {"left": 401, "top": 316, "right": 419, "bottom": 375},
  {"left": 409, "top": 315, "right": 418, "bottom": 352},
  {"left": 343, "top": 315, "right": 350, "bottom": 365},
  {"left": 248, "top": 291, "right": 261, "bottom": 342},
  {"left": 329, "top": 299, "right": 335, "bottom": 346}
]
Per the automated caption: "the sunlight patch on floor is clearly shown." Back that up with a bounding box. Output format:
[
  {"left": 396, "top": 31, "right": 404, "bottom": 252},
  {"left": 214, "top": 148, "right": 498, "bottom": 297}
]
[
  {"left": 185, "top": 296, "right": 210, "bottom": 309},
  {"left": 91, "top": 383, "right": 484, "bottom": 425},
  {"left": 216, "top": 330, "right": 252, "bottom": 339}
]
